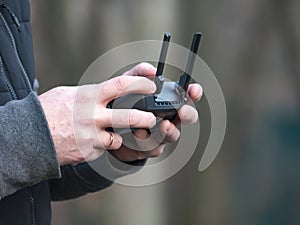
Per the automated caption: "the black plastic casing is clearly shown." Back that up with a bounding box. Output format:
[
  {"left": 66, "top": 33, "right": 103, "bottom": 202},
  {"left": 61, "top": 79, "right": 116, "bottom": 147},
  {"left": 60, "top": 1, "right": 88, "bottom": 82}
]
[{"left": 109, "top": 80, "right": 186, "bottom": 121}]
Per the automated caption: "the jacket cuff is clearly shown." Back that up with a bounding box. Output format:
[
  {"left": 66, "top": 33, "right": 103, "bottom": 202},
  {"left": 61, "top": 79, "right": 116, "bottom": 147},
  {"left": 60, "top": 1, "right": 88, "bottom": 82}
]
[{"left": 0, "top": 92, "right": 61, "bottom": 198}]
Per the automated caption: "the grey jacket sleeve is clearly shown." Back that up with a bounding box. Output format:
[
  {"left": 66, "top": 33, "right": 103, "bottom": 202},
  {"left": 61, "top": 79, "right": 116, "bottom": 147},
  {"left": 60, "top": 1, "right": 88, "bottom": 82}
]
[{"left": 0, "top": 92, "right": 61, "bottom": 199}]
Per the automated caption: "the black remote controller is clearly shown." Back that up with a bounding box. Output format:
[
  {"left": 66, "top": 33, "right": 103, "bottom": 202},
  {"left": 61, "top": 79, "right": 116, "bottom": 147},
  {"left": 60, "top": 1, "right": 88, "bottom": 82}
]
[{"left": 108, "top": 32, "right": 202, "bottom": 134}]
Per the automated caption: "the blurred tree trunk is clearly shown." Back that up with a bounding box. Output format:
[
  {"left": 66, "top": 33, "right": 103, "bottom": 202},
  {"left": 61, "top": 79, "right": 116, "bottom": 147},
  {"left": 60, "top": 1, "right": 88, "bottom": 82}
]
[
  {"left": 30, "top": 0, "right": 300, "bottom": 224},
  {"left": 167, "top": 0, "right": 300, "bottom": 225}
]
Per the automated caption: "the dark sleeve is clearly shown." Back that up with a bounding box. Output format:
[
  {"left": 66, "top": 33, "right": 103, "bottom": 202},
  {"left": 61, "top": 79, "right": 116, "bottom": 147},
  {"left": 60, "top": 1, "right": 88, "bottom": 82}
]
[
  {"left": 49, "top": 163, "right": 113, "bottom": 201},
  {"left": 49, "top": 152, "right": 146, "bottom": 201},
  {"left": 0, "top": 92, "right": 61, "bottom": 199}
]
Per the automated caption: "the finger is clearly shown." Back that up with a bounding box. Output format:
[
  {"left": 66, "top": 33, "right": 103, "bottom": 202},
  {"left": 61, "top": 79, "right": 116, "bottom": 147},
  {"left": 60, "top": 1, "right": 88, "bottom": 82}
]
[
  {"left": 160, "top": 120, "right": 181, "bottom": 143},
  {"left": 98, "top": 76, "right": 156, "bottom": 103},
  {"left": 108, "top": 145, "right": 145, "bottom": 162},
  {"left": 133, "top": 129, "right": 150, "bottom": 139},
  {"left": 132, "top": 121, "right": 180, "bottom": 151},
  {"left": 111, "top": 143, "right": 166, "bottom": 162},
  {"left": 123, "top": 62, "right": 156, "bottom": 79},
  {"left": 187, "top": 83, "right": 203, "bottom": 102},
  {"left": 93, "top": 130, "right": 122, "bottom": 150},
  {"left": 177, "top": 104, "right": 198, "bottom": 125},
  {"left": 133, "top": 128, "right": 162, "bottom": 151},
  {"left": 142, "top": 144, "right": 165, "bottom": 158},
  {"left": 95, "top": 109, "right": 156, "bottom": 128}
]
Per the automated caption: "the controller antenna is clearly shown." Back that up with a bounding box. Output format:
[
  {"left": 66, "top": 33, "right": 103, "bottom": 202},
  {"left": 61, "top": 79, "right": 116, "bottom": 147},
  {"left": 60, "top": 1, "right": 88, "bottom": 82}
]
[
  {"left": 155, "top": 32, "right": 171, "bottom": 94},
  {"left": 178, "top": 32, "right": 202, "bottom": 91}
]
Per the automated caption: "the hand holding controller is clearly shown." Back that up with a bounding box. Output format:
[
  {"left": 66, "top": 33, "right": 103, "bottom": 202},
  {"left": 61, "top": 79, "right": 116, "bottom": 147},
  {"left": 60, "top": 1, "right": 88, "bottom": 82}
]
[
  {"left": 39, "top": 33, "right": 203, "bottom": 165},
  {"left": 107, "top": 32, "right": 203, "bottom": 156}
]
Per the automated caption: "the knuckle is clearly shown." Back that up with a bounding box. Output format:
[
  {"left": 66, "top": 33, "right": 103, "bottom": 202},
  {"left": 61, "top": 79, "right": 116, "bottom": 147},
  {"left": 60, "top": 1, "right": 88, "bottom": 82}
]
[
  {"left": 102, "top": 133, "right": 112, "bottom": 149},
  {"left": 161, "top": 120, "right": 172, "bottom": 134},
  {"left": 111, "top": 77, "right": 126, "bottom": 92},
  {"left": 136, "top": 62, "right": 149, "bottom": 72},
  {"left": 113, "top": 134, "right": 122, "bottom": 148},
  {"left": 165, "top": 120, "right": 173, "bottom": 132},
  {"left": 128, "top": 109, "right": 139, "bottom": 126},
  {"left": 179, "top": 106, "right": 193, "bottom": 121},
  {"left": 149, "top": 147, "right": 164, "bottom": 158},
  {"left": 134, "top": 62, "right": 145, "bottom": 73},
  {"left": 93, "top": 116, "right": 102, "bottom": 126},
  {"left": 135, "top": 151, "right": 146, "bottom": 160},
  {"left": 75, "top": 153, "right": 85, "bottom": 163},
  {"left": 94, "top": 109, "right": 109, "bottom": 126}
]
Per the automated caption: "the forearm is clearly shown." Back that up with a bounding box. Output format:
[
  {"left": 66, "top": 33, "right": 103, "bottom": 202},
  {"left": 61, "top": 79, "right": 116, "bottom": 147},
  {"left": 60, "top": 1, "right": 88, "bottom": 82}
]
[{"left": 0, "top": 92, "right": 60, "bottom": 199}]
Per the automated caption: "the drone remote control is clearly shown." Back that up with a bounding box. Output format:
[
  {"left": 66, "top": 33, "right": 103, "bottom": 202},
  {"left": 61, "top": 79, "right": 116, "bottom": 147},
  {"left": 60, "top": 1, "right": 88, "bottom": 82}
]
[{"left": 108, "top": 32, "right": 202, "bottom": 133}]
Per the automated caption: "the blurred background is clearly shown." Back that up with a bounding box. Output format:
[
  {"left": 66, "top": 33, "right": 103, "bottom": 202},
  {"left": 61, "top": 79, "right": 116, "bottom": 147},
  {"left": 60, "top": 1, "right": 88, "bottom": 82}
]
[{"left": 30, "top": 0, "right": 300, "bottom": 224}]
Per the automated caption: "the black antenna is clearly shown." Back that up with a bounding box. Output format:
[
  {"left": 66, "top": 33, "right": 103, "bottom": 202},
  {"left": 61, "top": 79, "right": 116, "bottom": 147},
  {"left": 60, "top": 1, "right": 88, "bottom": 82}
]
[
  {"left": 178, "top": 32, "right": 202, "bottom": 91},
  {"left": 155, "top": 32, "right": 171, "bottom": 94}
]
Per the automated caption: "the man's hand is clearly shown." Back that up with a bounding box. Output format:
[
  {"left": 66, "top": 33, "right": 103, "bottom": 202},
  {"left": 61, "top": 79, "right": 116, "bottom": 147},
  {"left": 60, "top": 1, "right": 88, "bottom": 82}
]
[
  {"left": 109, "top": 62, "right": 203, "bottom": 162},
  {"left": 39, "top": 75, "right": 157, "bottom": 166},
  {"left": 39, "top": 62, "right": 202, "bottom": 165}
]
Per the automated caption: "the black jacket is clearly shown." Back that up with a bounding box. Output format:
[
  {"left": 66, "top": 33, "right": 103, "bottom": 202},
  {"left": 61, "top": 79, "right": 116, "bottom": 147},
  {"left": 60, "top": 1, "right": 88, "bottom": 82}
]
[{"left": 0, "top": 0, "right": 123, "bottom": 224}]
